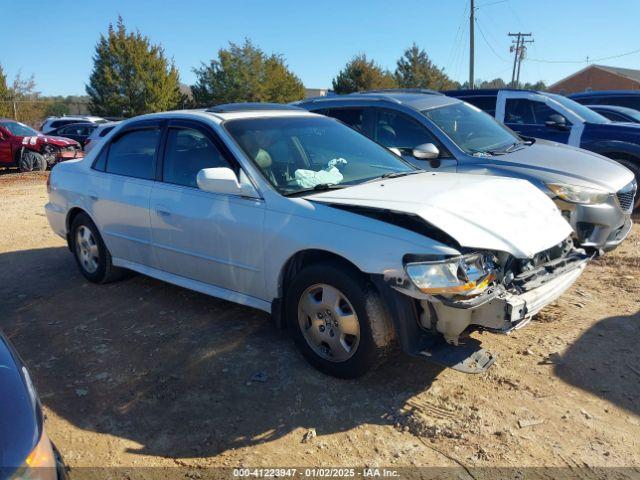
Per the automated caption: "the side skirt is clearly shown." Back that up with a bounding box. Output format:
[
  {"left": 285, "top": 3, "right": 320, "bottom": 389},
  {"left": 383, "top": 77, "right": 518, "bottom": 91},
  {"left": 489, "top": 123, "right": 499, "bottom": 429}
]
[{"left": 112, "top": 257, "right": 272, "bottom": 313}]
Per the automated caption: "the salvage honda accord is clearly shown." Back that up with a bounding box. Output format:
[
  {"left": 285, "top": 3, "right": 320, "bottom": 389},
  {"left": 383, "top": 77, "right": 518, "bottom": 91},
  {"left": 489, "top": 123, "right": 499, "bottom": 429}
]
[{"left": 45, "top": 104, "right": 589, "bottom": 378}]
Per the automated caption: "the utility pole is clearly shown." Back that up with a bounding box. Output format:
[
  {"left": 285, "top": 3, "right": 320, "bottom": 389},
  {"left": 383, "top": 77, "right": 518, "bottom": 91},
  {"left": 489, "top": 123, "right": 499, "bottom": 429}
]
[
  {"left": 469, "top": 0, "right": 475, "bottom": 89},
  {"left": 508, "top": 33, "right": 533, "bottom": 88}
]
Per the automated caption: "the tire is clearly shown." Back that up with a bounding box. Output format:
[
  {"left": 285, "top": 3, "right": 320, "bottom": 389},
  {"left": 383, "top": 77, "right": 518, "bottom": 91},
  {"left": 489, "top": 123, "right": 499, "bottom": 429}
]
[
  {"left": 285, "top": 262, "right": 394, "bottom": 378},
  {"left": 70, "top": 212, "right": 126, "bottom": 284},
  {"left": 19, "top": 150, "right": 35, "bottom": 172},
  {"left": 614, "top": 159, "right": 640, "bottom": 209}
]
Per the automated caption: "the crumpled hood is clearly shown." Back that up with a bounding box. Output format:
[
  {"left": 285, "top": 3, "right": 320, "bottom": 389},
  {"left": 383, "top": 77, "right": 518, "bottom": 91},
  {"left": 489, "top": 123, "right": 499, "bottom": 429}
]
[
  {"left": 20, "top": 134, "right": 80, "bottom": 149},
  {"left": 310, "top": 172, "right": 572, "bottom": 258},
  {"left": 479, "top": 140, "right": 635, "bottom": 192}
]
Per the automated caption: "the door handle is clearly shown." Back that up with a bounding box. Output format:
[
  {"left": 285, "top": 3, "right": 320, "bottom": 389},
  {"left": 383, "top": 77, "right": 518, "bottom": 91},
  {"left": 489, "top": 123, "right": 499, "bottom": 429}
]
[{"left": 155, "top": 204, "right": 172, "bottom": 217}]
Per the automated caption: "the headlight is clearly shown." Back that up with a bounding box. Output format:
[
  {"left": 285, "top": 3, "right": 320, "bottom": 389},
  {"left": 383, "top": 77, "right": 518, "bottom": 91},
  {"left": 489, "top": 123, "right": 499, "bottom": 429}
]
[
  {"left": 547, "top": 183, "right": 609, "bottom": 205},
  {"left": 405, "top": 253, "right": 496, "bottom": 297},
  {"left": 10, "top": 431, "right": 57, "bottom": 480}
]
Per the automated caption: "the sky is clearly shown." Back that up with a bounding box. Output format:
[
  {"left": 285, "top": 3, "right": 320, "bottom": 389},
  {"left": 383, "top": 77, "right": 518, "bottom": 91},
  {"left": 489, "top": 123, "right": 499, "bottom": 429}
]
[{"left": 2, "top": 0, "right": 640, "bottom": 96}]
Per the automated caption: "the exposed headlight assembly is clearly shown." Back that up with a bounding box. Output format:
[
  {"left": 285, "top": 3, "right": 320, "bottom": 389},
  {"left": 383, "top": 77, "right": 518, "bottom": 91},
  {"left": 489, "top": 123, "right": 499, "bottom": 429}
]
[
  {"left": 547, "top": 183, "right": 609, "bottom": 205},
  {"left": 405, "top": 253, "right": 496, "bottom": 297}
]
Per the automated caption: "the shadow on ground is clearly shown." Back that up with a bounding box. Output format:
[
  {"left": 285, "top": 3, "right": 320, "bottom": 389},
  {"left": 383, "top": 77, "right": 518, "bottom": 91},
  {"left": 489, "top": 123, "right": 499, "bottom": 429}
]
[
  {"left": 0, "top": 247, "right": 443, "bottom": 459},
  {"left": 555, "top": 309, "right": 640, "bottom": 417}
]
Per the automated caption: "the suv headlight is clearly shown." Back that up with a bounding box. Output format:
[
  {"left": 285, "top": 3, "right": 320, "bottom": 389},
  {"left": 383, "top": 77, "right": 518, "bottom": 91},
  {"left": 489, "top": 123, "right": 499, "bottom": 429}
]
[
  {"left": 10, "top": 431, "right": 57, "bottom": 480},
  {"left": 405, "top": 253, "right": 495, "bottom": 297},
  {"left": 547, "top": 183, "right": 609, "bottom": 205}
]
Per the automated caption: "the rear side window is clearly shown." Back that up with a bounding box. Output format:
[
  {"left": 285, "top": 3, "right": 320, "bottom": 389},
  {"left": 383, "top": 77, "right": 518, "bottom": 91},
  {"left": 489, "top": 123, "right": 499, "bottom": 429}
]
[
  {"left": 162, "top": 128, "right": 231, "bottom": 188},
  {"left": 106, "top": 129, "right": 159, "bottom": 180},
  {"left": 603, "top": 96, "right": 640, "bottom": 110},
  {"left": 459, "top": 96, "right": 497, "bottom": 115},
  {"left": 99, "top": 126, "right": 115, "bottom": 137},
  {"left": 324, "top": 108, "right": 366, "bottom": 133}
]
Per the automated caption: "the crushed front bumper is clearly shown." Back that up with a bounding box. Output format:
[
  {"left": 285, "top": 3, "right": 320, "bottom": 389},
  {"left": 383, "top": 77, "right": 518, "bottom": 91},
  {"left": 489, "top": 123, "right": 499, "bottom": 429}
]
[{"left": 383, "top": 250, "right": 589, "bottom": 346}]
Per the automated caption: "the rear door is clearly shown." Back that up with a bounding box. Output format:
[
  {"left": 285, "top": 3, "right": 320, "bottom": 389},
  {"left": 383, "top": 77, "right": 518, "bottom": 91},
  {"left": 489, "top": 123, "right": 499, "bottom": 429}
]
[
  {"left": 88, "top": 120, "right": 161, "bottom": 267},
  {"left": 150, "top": 119, "right": 266, "bottom": 299}
]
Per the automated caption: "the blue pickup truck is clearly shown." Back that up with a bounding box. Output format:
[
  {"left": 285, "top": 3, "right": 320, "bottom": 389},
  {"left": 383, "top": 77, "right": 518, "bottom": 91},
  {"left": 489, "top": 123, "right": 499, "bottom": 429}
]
[{"left": 445, "top": 88, "right": 640, "bottom": 201}]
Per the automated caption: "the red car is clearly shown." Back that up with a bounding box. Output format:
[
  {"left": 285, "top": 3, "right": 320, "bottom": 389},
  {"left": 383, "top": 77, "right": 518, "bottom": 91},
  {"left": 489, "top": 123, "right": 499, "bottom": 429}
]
[{"left": 0, "top": 119, "right": 84, "bottom": 172}]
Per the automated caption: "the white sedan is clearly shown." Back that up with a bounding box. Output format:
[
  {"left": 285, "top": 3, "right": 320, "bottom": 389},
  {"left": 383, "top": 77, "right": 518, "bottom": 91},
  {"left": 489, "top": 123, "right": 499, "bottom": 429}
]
[{"left": 45, "top": 104, "right": 588, "bottom": 378}]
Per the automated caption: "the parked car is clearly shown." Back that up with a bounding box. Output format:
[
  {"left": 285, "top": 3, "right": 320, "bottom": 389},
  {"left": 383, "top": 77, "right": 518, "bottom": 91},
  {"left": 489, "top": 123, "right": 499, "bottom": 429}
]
[
  {"left": 587, "top": 104, "right": 640, "bottom": 123},
  {"left": 569, "top": 90, "right": 640, "bottom": 111},
  {"left": 444, "top": 88, "right": 640, "bottom": 201},
  {"left": 46, "top": 104, "right": 589, "bottom": 378},
  {"left": 297, "top": 90, "right": 636, "bottom": 253},
  {"left": 0, "top": 329, "right": 67, "bottom": 479},
  {"left": 40, "top": 115, "right": 106, "bottom": 134},
  {"left": 83, "top": 121, "right": 120, "bottom": 154},
  {"left": 47, "top": 122, "right": 98, "bottom": 148},
  {"left": 0, "top": 119, "right": 84, "bottom": 172}
]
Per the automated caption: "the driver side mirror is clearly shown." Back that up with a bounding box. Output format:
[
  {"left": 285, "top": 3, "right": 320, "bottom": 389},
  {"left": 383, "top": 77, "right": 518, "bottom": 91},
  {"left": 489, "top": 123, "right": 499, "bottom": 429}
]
[
  {"left": 412, "top": 143, "right": 440, "bottom": 160},
  {"left": 545, "top": 114, "right": 569, "bottom": 131},
  {"left": 196, "top": 167, "right": 259, "bottom": 198}
]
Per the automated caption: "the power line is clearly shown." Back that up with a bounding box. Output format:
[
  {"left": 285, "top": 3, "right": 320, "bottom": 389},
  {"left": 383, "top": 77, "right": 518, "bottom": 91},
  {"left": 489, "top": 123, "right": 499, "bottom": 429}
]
[
  {"left": 528, "top": 47, "right": 640, "bottom": 64},
  {"left": 475, "top": 18, "right": 510, "bottom": 63}
]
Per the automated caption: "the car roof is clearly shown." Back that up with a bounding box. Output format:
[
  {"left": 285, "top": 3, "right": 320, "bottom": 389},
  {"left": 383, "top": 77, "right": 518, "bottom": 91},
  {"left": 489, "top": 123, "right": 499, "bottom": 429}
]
[
  {"left": 444, "top": 88, "right": 539, "bottom": 96},
  {"left": 118, "top": 107, "right": 318, "bottom": 125},
  {"left": 569, "top": 90, "right": 640, "bottom": 98},
  {"left": 298, "top": 90, "right": 459, "bottom": 111},
  {"left": 589, "top": 104, "right": 639, "bottom": 114}
]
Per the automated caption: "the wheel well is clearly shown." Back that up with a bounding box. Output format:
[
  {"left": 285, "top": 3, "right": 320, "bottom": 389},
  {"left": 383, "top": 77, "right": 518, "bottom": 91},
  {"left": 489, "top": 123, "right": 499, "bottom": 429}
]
[
  {"left": 272, "top": 249, "right": 365, "bottom": 328},
  {"left": 602, "top": 151, "right": 640, "bottom": 164},
  {"left": 65, "top": 207, "right": 88, "bottom": 249}
]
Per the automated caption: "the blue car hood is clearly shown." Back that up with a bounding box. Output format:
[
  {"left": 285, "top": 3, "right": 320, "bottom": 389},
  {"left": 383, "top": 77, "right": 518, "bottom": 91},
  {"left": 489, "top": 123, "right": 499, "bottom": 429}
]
[{"left": 0, "top": 335, "right": 39, "bottom": 474}]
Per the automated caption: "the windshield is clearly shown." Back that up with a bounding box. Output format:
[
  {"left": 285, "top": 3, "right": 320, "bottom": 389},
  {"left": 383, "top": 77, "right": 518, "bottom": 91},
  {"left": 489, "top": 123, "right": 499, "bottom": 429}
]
[
  {"left": 422, "top": 102, "right": 519, "bottom": 155},
  {"left": 547, "top": 94, "right": 610, "bottom": 124},
  {"left": 224, "top": 116, "right": 416, "bottom": 195},
  {"left": 0, "top": 121, "right": 39, "bottom": 137}
]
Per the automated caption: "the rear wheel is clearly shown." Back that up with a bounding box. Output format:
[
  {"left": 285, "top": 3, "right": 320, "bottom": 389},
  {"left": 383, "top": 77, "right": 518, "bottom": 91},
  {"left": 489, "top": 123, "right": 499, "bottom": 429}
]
[
  {"left": 70, "top": 213, "right": 126, "bottom": 284},
  {"left": 285, "top": 262, "right": 393, "bottom": 378}
]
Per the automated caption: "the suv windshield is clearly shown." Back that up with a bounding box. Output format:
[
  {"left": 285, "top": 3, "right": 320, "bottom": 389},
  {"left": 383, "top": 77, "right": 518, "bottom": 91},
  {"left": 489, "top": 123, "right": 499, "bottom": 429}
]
[
  {"left": 0, "top": 121, "right": 39, "bottom": 137},
  {"left": 547, "top": 94, "right": 610, "bottom": 124},
  {"left": 224, "top": 116, "right": 416, "bottom": 195},
  {"left": 422, "top": 102, "right": 519, "bottom": 155}
]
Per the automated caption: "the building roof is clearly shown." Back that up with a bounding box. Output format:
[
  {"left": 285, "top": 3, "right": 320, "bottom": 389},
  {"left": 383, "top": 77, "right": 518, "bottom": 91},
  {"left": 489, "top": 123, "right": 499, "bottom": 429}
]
[{"left": 549, "top": 64, "right": 640, "bottom": 89}]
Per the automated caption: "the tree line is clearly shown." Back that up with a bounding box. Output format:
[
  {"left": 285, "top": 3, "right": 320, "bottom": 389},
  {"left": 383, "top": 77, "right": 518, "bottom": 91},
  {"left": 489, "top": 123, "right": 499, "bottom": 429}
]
[{"left": 1, "top": 17, "right": 547, "bottom": 122}]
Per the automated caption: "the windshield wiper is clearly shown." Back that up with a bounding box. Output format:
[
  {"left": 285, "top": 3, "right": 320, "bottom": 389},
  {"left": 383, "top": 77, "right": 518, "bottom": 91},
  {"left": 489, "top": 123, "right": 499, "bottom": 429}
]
[{"left": 284, "top": 183, "right": 346, "bottom": 197}]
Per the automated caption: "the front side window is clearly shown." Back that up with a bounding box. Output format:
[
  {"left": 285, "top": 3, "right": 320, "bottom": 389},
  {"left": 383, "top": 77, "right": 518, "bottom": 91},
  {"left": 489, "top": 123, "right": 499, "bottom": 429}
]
[
  {"left": 423, "top": 102, "right": 519, "bottom": 155},
  {"left": 163, "top": 128, "right": 231, "bottom": 188},
  {"left": 106, "top": 128, "right": 159, "bottom": 180},
  {"left": 0, "top": 121, "right": 39, "bottom": 137},
  {"left": 374, "top": 110, "right": 438, "bottom": 152},
  {"left": 547, "top": 94, "right": 608, "bottom": 124},
  {"left": 225, "top": 116, "right": 415, "bottom": 195},
  {"left": 504, "top": 99, "right": 557, "bottom": 125}
]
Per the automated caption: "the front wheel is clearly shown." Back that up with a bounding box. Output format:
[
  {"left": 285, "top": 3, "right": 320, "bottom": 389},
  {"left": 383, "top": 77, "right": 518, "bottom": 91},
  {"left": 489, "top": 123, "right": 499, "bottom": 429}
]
[
  {"left": 285, "top": 262, "right": 394, "bottom": 378},
  {"left": 19, "top": 150, "right": 46, "bottom": 172}
]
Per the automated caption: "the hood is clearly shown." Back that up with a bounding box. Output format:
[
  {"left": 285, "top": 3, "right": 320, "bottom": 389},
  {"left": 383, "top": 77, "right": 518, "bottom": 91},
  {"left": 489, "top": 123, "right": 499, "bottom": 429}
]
[
  {"left": 475, "top": 140, "right": 634, "bottom": 192},
  {"left": 309, "top": 172, "right": 572, "bottom": 259},
  {"left": 20, "top": 134, "right": 80, "bottom": 148},
  {"left": 0, "top": 335, "right": 39, "bottom": 472}
]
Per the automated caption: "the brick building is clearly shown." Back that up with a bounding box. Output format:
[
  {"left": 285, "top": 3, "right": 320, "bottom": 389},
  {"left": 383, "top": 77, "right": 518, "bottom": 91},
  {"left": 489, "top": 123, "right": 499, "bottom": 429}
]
[{"left": 548, "top": 64, "right": 640, "bottom": 94}]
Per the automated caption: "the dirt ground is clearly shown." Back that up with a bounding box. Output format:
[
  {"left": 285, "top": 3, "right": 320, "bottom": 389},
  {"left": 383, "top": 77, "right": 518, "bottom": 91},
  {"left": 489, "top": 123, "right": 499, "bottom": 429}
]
[{"left": 1, "top": 172, "right": 639, "bottom": 479}]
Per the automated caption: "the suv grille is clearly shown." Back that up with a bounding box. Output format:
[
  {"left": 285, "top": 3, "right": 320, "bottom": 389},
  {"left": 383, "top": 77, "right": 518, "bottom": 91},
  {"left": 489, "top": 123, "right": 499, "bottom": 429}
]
[{"left": 616, "top": 181, "right": 637, "bottom": 213}]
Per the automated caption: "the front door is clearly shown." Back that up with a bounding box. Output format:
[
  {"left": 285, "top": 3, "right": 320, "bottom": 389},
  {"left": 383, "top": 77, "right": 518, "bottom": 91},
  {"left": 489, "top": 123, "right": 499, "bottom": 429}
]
[
  {"left": 503, "top": 98, "right": 571, "bottom": 144},
  {"left": 372, "top": 108, "right": 458, "bottom": 171},
  {"left": 0, "top": 127, "right": 12, "bottom": 166},
  {"left": 150, "top": 121, "right": 266, "bottom": 300}
]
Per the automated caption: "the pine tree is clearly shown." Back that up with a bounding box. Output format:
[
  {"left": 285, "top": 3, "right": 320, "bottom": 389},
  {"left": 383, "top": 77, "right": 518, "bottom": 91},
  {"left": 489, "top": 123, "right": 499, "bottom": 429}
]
[
  {"left": 192, "top": 39, "right": 305, "bottom": 106},
  {"left": 395, "top": 43, "right": 457, "bottom": 90},
  {"left": 86, "top": 17, "right": 183, "bottom": 117},
  {"left": 332, "top": 54, "right": 397, "bottom": 94}
]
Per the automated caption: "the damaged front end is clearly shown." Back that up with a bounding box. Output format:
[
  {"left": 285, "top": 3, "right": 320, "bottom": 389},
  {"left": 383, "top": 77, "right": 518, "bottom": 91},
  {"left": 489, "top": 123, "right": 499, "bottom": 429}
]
[
  {"left": 42, "top": 144, "right": 84, "bottom": 166},
  {"left": 384, "top": 237, "right": 589, "bottom": 346}
]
